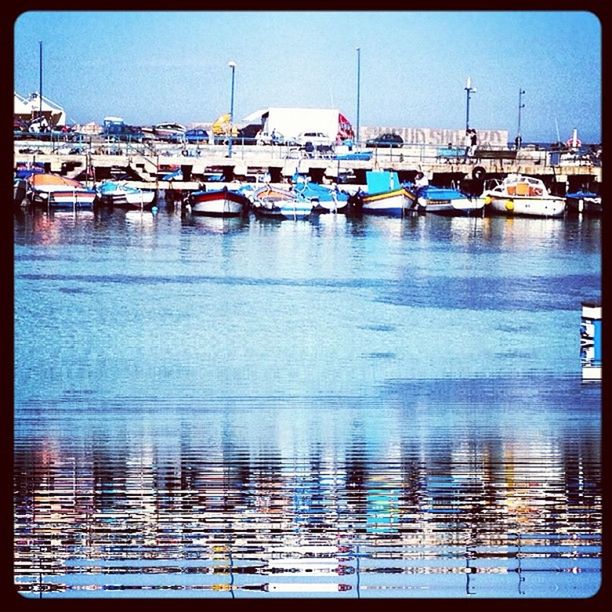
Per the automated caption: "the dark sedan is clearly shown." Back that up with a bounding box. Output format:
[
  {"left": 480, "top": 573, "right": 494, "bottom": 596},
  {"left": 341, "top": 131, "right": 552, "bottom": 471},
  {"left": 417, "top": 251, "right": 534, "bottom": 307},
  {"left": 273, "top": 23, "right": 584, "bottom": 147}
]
[
  {"left": 184, "top": 128, "right": 209, "bottom": 143},
  {"left": 365, "top": 133, "right": 404, "bottom": 148}
]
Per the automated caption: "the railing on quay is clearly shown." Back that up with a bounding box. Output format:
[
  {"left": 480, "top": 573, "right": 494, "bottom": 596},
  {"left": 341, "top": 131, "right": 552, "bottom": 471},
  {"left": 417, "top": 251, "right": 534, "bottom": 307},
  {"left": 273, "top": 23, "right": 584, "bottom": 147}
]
[{"left": 14, "top": 133, "right": 602, "bottom": 170}]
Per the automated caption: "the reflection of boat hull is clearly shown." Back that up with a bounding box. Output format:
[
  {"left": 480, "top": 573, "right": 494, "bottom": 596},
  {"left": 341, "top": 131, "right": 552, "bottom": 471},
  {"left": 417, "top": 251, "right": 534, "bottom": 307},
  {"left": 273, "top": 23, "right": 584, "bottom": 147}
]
[
  {"left": 263, "top": 583, "right": 352, "bottom": 593},
  {"left": 489, "top": 196, "right": 565, "bottom": 217},
  {"left": 361, "top": 188, "right": 416, "bottom": 216},
  {"left": 190, "top": 189, "right": 249, "bottom": 216},
  {"left": 188, "top": 215, "right": 245, "bottom": 233}
]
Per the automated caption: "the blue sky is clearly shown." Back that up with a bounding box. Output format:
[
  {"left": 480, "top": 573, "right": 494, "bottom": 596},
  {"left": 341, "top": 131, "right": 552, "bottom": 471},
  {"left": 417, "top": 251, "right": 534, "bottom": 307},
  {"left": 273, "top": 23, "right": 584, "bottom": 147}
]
[{"left": 13, "top": 10, "right": 602, "bottom": 142}]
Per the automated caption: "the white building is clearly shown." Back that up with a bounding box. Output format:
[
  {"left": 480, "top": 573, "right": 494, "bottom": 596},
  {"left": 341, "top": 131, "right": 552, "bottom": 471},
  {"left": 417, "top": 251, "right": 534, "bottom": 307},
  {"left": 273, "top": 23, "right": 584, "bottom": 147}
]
[{"left": 14, "top": 92, "right": 67, "bottom": 127}]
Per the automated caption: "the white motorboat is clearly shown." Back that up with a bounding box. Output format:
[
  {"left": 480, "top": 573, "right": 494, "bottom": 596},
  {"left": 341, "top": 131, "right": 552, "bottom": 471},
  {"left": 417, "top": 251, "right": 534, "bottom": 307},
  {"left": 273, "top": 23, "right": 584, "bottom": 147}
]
[{"left": 484, "top": 174, "right": 566, "bottom": 217}]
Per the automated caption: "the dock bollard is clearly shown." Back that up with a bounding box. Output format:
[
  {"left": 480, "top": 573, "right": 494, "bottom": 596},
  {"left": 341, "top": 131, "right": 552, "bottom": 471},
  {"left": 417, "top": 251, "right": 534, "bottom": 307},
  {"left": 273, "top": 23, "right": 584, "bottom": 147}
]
[{"left": 580, "top": 300, "right": 602, "bottom": 380}]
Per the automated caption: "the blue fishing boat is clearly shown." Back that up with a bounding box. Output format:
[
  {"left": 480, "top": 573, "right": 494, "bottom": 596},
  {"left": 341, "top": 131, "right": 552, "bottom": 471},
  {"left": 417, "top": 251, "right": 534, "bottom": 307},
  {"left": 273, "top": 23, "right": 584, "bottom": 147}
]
[
  {"left": 250, "top": 185, "right": 315, "bottom": 220},
  {"left": 348, "top": 170, "right": 417, "bottom": 216},
  {"left": 292, "top": 176, "right": 349, "bottom": 213},
  {"left": 96, "top": 180, "right": 156, "bottom": 209},
  {"left": 565, "top": 190, "right": 602, "bottom": 215},
  {"left": 416, "top": 185, "right": 486, "bottom": 215}
]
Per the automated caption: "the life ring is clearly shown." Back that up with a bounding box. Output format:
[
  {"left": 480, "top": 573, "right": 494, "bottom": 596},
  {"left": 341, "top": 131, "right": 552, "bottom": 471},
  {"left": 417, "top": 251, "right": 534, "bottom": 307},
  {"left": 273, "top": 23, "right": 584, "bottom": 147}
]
[
  {"left": 483, "top": 195, "right": 492, "bottom": 206},
  {"left": 505, "top": 199, "right": 514, "bottom": 211},
  {"left": 472, "top": 165, "right": 486, "bottom": 181}
]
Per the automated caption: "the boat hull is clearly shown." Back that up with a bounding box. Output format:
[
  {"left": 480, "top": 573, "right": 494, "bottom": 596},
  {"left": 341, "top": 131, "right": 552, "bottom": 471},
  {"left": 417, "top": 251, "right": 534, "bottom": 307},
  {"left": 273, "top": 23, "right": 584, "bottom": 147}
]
[
  {"left": 361, "top": 189, "right": 416, "bottom": 216},
  {"left": 565, "top": 195, "right": 602, "bottom": 215},
  {"left": 489, "top": 196, "right": 566, "bottom": 217},
  {"left": 422, "top": 196, "right": 486, "bottom": 215},
  {"left": 252, "top": 199, "right": 313, "bottom": 220},
  {"left": 97, "top": 191, "right": 156, "bottom": 208},
  {"left": 190, "top": 190, "right": 248, "bottom": 216},
  {"left": 96, "top": 181, "right": 156, "bottom": 208},
  {"left": 251, "top": 185, "right": 313, "bottom": 219},
  {"left": 48, "top": 190, "right": 97, "bottom": 208}
]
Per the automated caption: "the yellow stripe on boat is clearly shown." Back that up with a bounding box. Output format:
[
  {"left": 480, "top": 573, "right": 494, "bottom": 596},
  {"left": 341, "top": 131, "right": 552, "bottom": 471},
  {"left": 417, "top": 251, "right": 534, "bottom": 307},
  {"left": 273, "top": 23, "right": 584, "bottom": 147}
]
[{"left": 364, "top": 188, "right": 413, "bottom": 203}]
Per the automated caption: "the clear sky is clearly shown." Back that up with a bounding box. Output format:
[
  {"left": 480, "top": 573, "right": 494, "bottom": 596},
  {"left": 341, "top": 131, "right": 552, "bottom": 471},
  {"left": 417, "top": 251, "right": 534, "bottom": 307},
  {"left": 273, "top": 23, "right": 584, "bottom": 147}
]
[{"left": 13, "top": 10, "right": 602, "bottom": 143}]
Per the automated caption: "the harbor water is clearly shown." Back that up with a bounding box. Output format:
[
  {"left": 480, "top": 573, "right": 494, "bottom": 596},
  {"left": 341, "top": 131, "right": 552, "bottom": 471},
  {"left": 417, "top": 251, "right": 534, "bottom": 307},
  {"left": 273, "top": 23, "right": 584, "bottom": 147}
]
[{"left": 13, "top": 204, "right": 601, "bottom": 598}]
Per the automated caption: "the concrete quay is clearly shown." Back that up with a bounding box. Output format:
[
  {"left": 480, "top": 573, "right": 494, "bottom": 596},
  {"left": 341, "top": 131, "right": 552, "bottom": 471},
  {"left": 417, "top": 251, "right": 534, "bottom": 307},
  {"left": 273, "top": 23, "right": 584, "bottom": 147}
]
[{"left": 14, "top": 141, "right": 602, "bottom": 193}]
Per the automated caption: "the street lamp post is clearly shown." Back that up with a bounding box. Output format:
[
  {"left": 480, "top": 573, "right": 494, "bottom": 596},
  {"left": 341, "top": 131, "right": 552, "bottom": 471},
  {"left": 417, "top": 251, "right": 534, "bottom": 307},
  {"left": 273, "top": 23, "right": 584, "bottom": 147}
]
[
  {"left": 464, "top": 77, "right": 476, "bottom": 131},
  {"left": 356, "top": 47, "right": 361, "bottom": 146},
  {"left": 228, "top": 61, "right": 236, "bottom": 158},
  {"left": 516, "top": 88, "right": 525, "bottom": 149}
]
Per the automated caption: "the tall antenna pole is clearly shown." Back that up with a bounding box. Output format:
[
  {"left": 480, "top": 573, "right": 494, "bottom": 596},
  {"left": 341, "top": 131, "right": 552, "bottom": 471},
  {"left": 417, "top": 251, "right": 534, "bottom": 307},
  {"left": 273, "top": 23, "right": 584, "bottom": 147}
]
[
  {"left": 356, "top": 47, "right": 361, "bottom": 145},
  {"left": 517, "top": 88, "right": 525, "bottom": 148},
  {"left": 228, "top": 61, "right": 236, "bottom": 158},
  {"left": 38, "top": 40, "right": 43, "bottom": 119}
]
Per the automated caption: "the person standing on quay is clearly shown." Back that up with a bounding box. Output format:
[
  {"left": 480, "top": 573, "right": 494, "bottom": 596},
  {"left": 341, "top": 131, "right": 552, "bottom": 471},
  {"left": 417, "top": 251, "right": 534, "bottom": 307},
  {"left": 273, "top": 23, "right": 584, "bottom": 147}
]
[{"left": 470, "top": 129, "right": 478, "bottom": 157}]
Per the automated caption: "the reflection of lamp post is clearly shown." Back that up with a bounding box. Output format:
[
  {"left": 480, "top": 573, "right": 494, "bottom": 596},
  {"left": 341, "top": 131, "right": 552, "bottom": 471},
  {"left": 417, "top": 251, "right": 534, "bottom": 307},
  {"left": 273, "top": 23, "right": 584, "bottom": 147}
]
[
  {"left": 228, "top": 61, "right": 236, "bottom": 158},
  {"left": 464, "top": 76, "right": 476, "bottom": 131},
  {"left": 356, "top": 47, "right": 361, "bottom": 146},
  {"left": 516, "top": 88, "right": 525, "bottom": 149}
]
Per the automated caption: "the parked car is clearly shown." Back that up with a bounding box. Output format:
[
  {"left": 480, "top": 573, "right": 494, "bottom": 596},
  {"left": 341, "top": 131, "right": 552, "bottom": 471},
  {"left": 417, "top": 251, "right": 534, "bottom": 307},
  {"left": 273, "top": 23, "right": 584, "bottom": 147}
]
[
  {"left": 153, "top": 122, "right": 186, "bottom": 141},
  {"left": 296, "top": 131, "right": 333, "bottom": 147},
  {"left": 179, "top": 128, "right": 209, "bottom": 144},
  {"left": 365, "top": 133, "right": 404, "bottom": 148},
  {"left": 103, "top": 116, "right": 145, "bottom": 142}
]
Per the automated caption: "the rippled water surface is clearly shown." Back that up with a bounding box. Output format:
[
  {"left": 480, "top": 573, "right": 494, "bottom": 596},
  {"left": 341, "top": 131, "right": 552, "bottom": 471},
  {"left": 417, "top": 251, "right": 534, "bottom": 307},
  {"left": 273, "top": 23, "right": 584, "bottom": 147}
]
[{"left": 14, "top": 206, "right": 601, "bottom": 598}]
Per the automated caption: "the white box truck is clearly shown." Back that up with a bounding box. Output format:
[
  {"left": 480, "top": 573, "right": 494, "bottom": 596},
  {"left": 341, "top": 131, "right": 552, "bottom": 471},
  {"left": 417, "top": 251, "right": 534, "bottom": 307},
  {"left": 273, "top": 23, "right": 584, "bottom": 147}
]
[{"left": 247, "top": 107, "right": 354, "bottom": 145}]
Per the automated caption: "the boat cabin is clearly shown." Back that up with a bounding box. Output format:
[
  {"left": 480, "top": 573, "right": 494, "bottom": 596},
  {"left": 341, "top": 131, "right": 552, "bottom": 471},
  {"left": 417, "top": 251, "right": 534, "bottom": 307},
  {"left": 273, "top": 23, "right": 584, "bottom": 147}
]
[{"left": 496, "top": 174, "right": 545, "bottom": 197}]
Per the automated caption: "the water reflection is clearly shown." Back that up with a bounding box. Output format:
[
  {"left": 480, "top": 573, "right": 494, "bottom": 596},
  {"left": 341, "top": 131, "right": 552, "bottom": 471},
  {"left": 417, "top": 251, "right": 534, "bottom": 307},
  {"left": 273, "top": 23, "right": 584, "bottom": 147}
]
[
  {"left": 183, "top": 214, "right": 248, "bottom": 235},
  {"left": 14, "top": 376, "right": 600, "bottom": 598},
  {"left": 14, "top": 206, "right": 601, "bottom": 598}
]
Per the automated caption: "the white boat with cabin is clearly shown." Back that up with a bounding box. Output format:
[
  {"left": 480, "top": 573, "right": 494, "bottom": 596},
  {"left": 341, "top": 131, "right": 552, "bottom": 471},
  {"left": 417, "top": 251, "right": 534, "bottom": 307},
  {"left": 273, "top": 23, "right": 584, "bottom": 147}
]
[{"left": 484, "top": 174, "right": 566, "bottom": 218}]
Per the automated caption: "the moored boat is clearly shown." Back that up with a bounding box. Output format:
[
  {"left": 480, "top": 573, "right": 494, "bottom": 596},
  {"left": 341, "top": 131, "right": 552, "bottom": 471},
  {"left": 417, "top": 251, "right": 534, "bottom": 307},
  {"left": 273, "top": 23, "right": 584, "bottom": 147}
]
[
  {"left": 348, "top": 170, "right": 417, "bottom": 216},
  {"left": 565, "top": 190, "right": 602, "bottom": 215},
  {"left": 96, "top": 180, "right": 156, "bottom": 209},
  {"left": 14, "top": 178, "right": 29, "bottom": 206},
  {"left": 188, "top": 187, "right": 250, "bottom": 216},
  {"left": 292, "top": 178, "right": 349, "bottom": 213},
  {"left": 250, "top": 184, "right": 315, "bottom": 220},
  {"left": 27, "top": 173, "right": 96, "bottom": 209},
  {"left": 484, "top": 174, "right": 566, "bottom": 217},
  {"left": 417, "top": 185, "right": 487, "bottom": 215}
]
